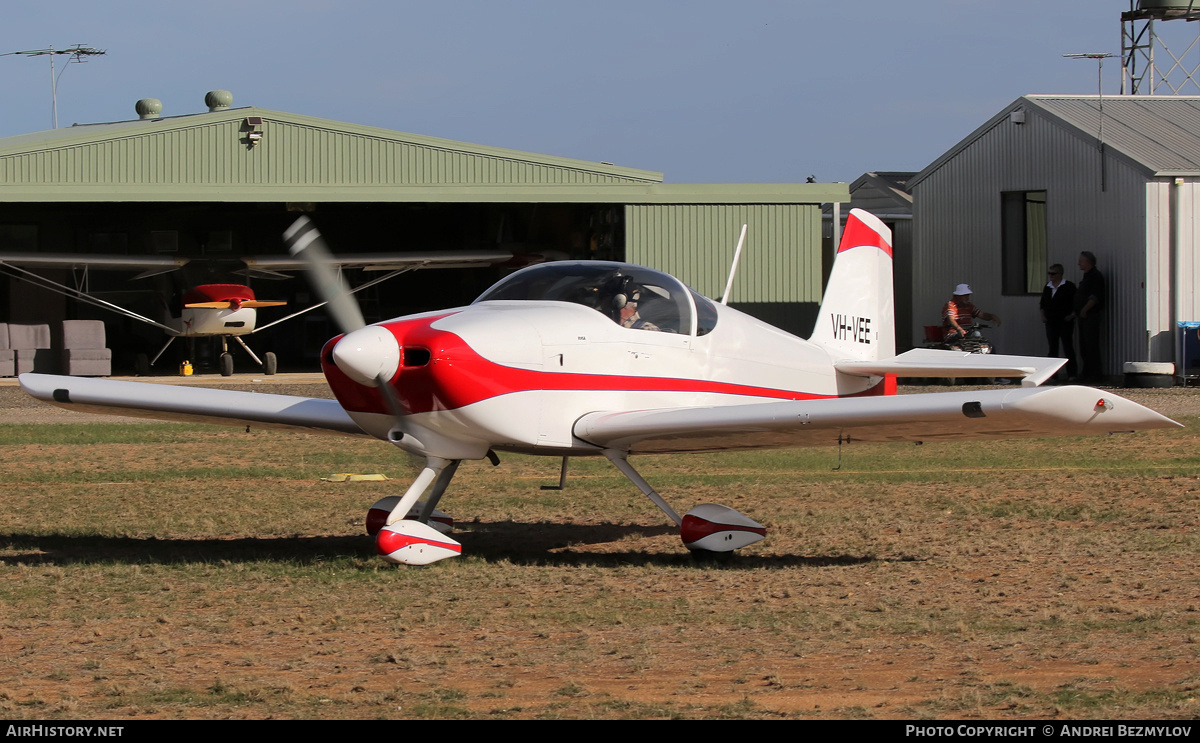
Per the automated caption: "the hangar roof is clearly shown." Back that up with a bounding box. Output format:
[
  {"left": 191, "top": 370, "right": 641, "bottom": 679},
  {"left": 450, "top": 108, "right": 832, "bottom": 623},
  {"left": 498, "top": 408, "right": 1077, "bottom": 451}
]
[
  {"left": 912, "top": 95, "right": 1200, "bottom": 187},
  {"left": 845, "top": 171, "right": 913, "bottom": 214},
  {"left": 0, "top": 105, "right": 846, "bottom": 204}
]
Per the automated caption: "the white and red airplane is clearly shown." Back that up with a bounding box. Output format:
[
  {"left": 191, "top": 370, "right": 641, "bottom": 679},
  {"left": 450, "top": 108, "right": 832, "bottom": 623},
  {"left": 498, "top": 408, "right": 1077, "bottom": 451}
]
[{"left": 19, "top": 210, "right": 1181, "bottom": 565}]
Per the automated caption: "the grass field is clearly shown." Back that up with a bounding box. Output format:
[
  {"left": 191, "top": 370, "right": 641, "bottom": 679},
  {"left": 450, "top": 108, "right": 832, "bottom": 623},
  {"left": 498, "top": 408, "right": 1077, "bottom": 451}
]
[{"left": 1, "top": 418, "right": 1199, "bottom": 719}]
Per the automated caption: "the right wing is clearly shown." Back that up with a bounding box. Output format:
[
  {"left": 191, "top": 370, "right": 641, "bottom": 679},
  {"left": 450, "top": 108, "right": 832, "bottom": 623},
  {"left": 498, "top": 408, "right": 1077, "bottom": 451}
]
[
  {"left": 19, "top": 374, "right": 368, "bottom": 438},
  {"left": 574, "top": 385, "right": 1180, "bottom": 454}
]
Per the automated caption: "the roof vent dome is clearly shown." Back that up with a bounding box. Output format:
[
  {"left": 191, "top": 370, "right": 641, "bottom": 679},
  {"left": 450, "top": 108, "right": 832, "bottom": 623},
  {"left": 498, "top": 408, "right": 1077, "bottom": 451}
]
[
  {"left": 135, "top": 98, "right": 163, "bottom": 119},
  {"left": 205, "top": 90, "right": 233, "bottom": 112}
]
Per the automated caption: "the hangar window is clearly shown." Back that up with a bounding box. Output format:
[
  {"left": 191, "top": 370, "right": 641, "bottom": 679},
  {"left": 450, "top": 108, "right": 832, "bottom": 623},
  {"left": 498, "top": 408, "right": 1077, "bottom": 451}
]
[{"left": 1001, "top": 190, "right": 1047, "bottom": 295}]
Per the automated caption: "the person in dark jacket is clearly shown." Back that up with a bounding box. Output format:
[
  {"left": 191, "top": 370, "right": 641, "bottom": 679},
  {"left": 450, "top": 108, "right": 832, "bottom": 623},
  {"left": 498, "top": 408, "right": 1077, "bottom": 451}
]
[
  {"left": 1040, "top": 263, "right": 1076, "bottom": 380},
  {"left": 1070, "top": 251, "right": 1105, "bottom": 383}
]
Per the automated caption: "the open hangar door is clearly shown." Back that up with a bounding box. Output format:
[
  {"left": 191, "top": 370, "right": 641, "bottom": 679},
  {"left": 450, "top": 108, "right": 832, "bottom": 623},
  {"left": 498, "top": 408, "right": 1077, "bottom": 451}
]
[{"left": 0, "top": 201, "right": 625, "bottom": 374}]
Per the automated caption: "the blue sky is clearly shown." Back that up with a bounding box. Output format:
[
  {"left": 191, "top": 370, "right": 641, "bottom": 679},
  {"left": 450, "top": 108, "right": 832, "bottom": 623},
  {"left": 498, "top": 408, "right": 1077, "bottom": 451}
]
[{"left": 0, "top": 1, "right": 1176, "bottom": 183}]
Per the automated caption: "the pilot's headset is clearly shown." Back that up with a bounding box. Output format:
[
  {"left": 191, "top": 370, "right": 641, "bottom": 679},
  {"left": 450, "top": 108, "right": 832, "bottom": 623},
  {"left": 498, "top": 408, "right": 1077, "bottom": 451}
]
[{"left": 605, "top": 274, "right": 637, "bottom": 318}]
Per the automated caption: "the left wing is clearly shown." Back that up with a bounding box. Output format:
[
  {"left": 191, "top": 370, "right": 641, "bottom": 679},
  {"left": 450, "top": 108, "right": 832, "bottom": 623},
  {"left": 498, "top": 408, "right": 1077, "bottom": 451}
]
[
  {"left": 19, "top": 374, "right": 367, "bottom": 437},
  {"left": 574, "top": 386, "right": 1180, "bottom": 454}
]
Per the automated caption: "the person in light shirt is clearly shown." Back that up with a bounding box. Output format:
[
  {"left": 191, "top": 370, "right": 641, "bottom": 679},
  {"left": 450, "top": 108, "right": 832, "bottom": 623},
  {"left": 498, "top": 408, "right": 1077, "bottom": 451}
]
[
  {"left": 1039, "top": 263, "right": 1076, "bottom": 381},
  {"left": 942, "top": 283, "right": 1001, "bottom": 348}
]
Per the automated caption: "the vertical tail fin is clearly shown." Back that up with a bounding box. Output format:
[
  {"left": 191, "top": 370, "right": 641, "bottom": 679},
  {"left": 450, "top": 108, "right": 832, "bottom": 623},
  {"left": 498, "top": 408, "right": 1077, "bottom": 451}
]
[{"left": 809, "top": 209, "right": 895, "bottom": 362}]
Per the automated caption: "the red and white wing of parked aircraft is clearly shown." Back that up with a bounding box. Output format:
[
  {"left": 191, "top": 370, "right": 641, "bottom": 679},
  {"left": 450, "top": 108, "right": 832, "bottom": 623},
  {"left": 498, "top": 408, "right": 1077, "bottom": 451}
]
[{"left": 19, "top": 210, "right": 1180, "bottom": 565}]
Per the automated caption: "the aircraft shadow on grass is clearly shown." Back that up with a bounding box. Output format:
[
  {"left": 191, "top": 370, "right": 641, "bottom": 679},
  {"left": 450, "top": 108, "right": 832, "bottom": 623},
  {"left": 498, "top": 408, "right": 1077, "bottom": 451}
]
[{"left": 0, "top": 521, "right": 877, "bottom": 569}]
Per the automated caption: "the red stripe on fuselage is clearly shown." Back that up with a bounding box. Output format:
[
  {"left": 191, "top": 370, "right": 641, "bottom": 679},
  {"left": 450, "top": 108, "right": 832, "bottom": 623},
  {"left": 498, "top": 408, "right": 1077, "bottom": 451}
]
[{"left": 321, "top": 313, "right": 887, "bottom": 416}]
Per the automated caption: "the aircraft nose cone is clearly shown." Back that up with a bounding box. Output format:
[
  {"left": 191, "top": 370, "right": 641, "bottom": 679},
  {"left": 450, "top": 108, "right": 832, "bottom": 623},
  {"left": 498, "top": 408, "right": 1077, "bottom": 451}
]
[{"left": 332, "top": 325, "right": 400, "bottom": 387}]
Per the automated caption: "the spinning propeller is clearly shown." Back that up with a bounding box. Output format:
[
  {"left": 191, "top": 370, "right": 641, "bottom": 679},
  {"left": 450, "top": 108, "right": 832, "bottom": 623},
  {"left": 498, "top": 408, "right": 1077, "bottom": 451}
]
[
  {"left": 283, "top": 216, "right": 408, "bottom": 418},
  {"left": 283, "top": 216, "right": 466, "bottom": 549}
]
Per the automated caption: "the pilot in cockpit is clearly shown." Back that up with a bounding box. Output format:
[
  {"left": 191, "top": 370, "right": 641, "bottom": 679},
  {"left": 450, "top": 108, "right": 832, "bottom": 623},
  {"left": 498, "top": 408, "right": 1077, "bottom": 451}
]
[{"left": 615, "top": 287, "right": 659, "bottom": 331}]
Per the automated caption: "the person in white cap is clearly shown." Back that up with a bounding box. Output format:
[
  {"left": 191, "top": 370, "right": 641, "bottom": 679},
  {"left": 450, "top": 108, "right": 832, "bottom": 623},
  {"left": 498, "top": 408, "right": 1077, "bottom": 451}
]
[{"left": 942, "top": 283, "right": 1002, "bottom": 347}]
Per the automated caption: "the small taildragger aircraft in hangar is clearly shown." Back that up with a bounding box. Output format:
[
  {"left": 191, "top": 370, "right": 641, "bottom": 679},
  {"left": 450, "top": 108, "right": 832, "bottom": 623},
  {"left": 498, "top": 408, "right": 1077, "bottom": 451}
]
[{"left": 20, "top": 210, "right": 1181, "bottom": 565}]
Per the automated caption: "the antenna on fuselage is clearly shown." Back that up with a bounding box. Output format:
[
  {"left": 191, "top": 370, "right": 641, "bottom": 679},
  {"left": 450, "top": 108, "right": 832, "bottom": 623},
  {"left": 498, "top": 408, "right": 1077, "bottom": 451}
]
[{"left": 719, "top": 224, "right": 748, "bottom": 306}]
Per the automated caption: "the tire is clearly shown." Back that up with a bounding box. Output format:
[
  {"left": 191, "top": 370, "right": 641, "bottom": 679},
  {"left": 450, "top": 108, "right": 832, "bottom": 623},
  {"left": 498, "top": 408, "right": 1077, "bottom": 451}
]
[
  {"left": 688, "top": 548, "right": 735, "bottom": 564},
  {"left": 220, "top": 352, "right": 234, "bottom": 377},
  {"left": 264, "top": 352, "right": 277, "bottom": 376},
  {"left": 135, "top": 353, "right": 150, "bottom": 377}
]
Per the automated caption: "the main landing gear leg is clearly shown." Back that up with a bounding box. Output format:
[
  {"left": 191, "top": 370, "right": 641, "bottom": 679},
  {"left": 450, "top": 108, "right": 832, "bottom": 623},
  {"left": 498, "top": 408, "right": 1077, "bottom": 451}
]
[
  {"left": 219, "top": 337, "right": 234, "bottom": 377},
  {"left": 150, "top": 336, "right": 176, "bottom": 366},
  {"left": 232, "top": 337, "right": 277, "bottom": 375},
  {"left": 370, "top": 457, "right": 464, "bottom": 566},
  {"left": 416, "top": 459, "right": 460, "bottom": 529},
  {"left": 603, "top": 449, "right": 767, "bottom": 555},
  {"left": 603, "top": 449, "right": 682, "bottom": 526}
]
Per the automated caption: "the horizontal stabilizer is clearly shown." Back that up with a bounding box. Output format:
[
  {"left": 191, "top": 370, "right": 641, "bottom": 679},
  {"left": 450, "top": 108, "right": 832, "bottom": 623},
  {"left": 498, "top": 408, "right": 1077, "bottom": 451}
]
[
  {"left": 19, "top": 373, "right": 366, "bottom": 437},
  {"left": 835, "top": 348, "right": 1066, "bottom": 387}
]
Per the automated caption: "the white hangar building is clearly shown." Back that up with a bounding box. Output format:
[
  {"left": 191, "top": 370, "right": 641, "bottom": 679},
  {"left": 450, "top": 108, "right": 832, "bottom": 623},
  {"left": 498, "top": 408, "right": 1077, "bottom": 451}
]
[{"left": 910, "top": 94, "right": 1200, "bottom": 378}]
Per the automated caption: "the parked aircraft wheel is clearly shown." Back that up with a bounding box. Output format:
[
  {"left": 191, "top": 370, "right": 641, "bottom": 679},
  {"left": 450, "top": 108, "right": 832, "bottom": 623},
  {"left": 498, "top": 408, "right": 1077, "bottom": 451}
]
[
  {"left": 220, "top": 353, "right": 234, "bottom": 377},
  {"left": 135, "top": 353, "right": 150, "bottom": 377},
  {"left": 264, "top": 352, "right": 277, "bottom": 376}
]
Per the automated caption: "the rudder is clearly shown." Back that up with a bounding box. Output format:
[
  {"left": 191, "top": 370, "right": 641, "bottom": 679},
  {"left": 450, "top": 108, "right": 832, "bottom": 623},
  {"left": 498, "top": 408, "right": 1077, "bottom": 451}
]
[{"left": 809, "top": 208, "right": 895, "bottom": 362}]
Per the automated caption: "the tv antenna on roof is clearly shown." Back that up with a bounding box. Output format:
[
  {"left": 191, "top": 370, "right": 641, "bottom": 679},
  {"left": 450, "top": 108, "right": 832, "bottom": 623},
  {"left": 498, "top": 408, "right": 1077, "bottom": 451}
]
[
  {"left": 1064, "top": 52, "right": 1116, "bottom": 191},
  {"left": 1, "top": 44, "right": 107, "bottom": 129}
]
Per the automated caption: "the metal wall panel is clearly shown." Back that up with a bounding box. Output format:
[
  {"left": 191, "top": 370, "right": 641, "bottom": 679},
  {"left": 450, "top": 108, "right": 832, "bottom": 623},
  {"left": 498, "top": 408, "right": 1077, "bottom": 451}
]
[
  {"left": 1179, "top": 180, "right": 1200, "bottom": 325},
  {"left": 1146, "top": 180, "right": 1173, "bottom": 360},
  {"left": 1166, "top": 179, "right": 1200, "bottom": 325},
  {"left": 624, "top": 204, "right": 822, "bottom": 303},
  {"left": 1145, "top": 178, "right": 1200, "bottom": 362},
  {"left": 913, "top": 103, "right": 1155, "bottom": 374}
]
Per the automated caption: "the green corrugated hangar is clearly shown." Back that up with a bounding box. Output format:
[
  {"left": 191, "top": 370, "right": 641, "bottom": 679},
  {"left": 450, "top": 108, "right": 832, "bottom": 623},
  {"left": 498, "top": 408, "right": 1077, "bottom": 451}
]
[{"left": 0, "top": 90, "right": 846, "bottom": 373}]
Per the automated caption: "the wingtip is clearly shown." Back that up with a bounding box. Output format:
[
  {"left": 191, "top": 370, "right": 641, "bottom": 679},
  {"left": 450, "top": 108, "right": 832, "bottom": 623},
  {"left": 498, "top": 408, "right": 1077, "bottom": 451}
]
[{"left": 1039, "top": 385, "right": 1182, "bottom": 431}]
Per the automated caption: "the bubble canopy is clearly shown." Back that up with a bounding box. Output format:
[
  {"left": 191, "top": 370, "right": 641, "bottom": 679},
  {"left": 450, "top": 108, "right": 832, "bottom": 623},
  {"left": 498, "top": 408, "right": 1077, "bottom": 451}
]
[{"left": 474, "top": 261, "right": 718, "bottom": 336}]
